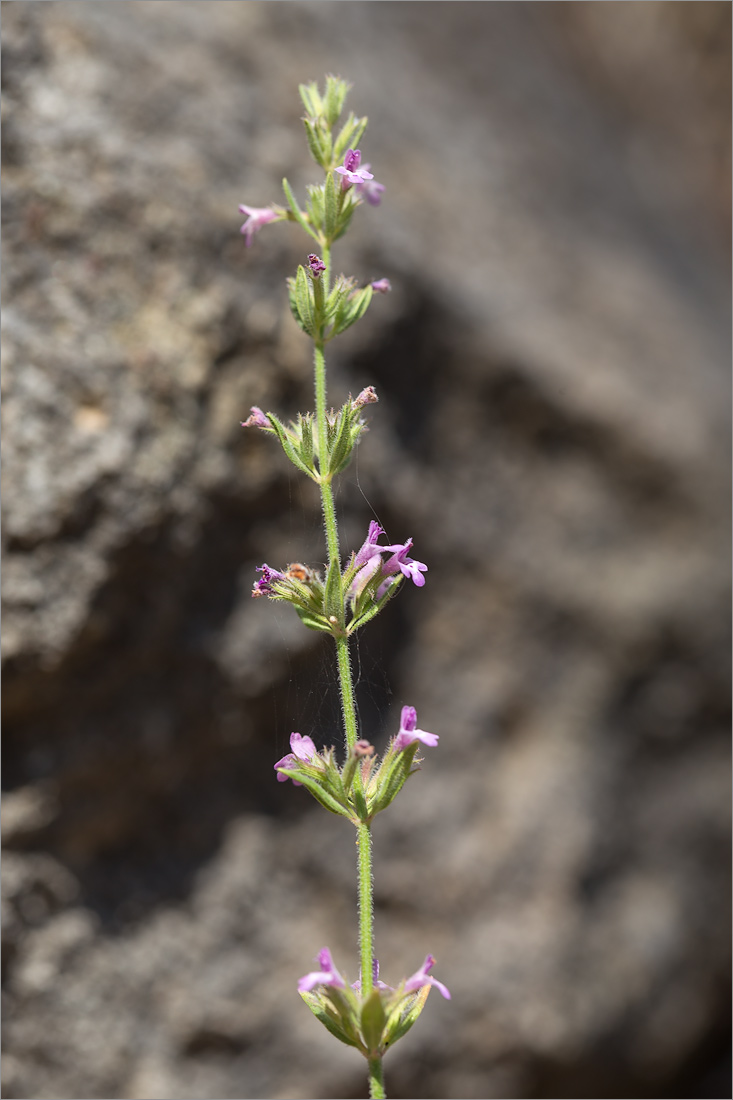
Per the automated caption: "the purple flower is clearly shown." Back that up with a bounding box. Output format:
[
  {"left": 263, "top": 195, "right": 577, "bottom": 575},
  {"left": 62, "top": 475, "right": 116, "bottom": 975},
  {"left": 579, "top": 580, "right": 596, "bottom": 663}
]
[
  {"left": 252, "top": 563, "right": 286, "bottom": 598},
  {"left": 274, "top": 732, "right": 318, "bottom": 785},
  {"left": 307, "top": 253, "right": 326, "bottom": 277},
  {"left": 393, "top": 705, "right": 439, "bottom": 750},
  {"left": 298, "top": 947, "right": 346, "bottom": 993},
  {"left": 352, "top": 958, "right": 393, "bottom": 993},
  {"left": 238, "top": 204, "right": 277, "bottom": 247},
  {"left": 376, "top": 537, "right": 427, "bottom": 598},
  {"left": 241, "top": 406, "right": 269, "bottom": 429},
  {"left": 353, "top": 520, "right": 389, "bottom": 568},
  {"left": 335, "top": 148, "right": 374, "bottom": 188},
  {"left": 370, "top": 279, "right": 391, "bottom": 294},
  {"left": 356, "top": 177, "right": 385, "bottom": 206},
  {"left": 404, "top": 955, "right": 451, "bottom": 1000},
  {"left": 352, "top": 386, "right": 379, "bottom": 410}
]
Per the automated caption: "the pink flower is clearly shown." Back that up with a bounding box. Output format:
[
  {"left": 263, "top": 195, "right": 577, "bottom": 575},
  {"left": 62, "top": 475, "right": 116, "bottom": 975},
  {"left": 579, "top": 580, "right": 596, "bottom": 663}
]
[
  {"left": 376, "top": 537, "right": 427, "bottom": 597},
  {"left": 241, "top": 406, "right": 269, "bottom": 428},
  {"left": 404, "top": 955, "right": 451, "bottom": 1000},
  {"left": 353, "top": 520, "right": 389, "bottom": 568},
  {"left": 335, "top": 148, "right": 374, "bottom": 188},
  {"left": 238, "top": 204, "right": 278, "bottom": 247},
  {"left": 274, "top": 732, "right": 318, "bottom": 785},
  {"left": 252, "top": 563, "right": 286, "bottom": 598},
  {"left": 370, "top": 279, "right": 391, "bottom": 294},
  {"left": 298, "top": 947, "right": 346, "bottom": 993},
  {"left": 393, "top": 706, "right": 438, "bottom": 751},
  {"left": 356, "top": 177, "right": 385, "bottom": 206}
]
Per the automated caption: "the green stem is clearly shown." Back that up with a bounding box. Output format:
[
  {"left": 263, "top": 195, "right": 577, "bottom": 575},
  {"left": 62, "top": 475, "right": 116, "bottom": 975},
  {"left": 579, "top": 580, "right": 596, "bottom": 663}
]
[
  {"left": 312, "top": 249, "right": 383, "bottom": 1098},
  {"left": 368, "top": 1055, "right": 386, "bottom": 1099},
  {"left": 314, "top": 341, "right": 339, "bottom": 566},
  {"left": 321, "top": 242, "right": 331, "bottom": 296},
  {"left": 357, "top": 821, "right": 375, "bottom": 997},
  {"left": 336, "top": 635, "right": 359, "bottom": 752}
]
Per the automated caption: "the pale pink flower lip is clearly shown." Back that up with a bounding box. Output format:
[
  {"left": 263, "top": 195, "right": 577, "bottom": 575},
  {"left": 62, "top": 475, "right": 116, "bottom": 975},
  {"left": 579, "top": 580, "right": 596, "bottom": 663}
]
[
  {"left": 274, "top": 732, "right": 318, "bottom": 785},
  {"left": 335, "top": 148, "right": 374, "bottom": 186},
  {"left": 241, "top": 406, "right": 269, "bottom": 428},
  {"left": 404, "top": 954, "right": 451, "bottom": 999},
  {"left": 238, "top": 203, "right": 277, "bottom": 246},
  {"left": 298, "top": 947, "right": 346, "bottom": 993},
  {"left": 393, "top": 705, "right": 439, "bottom": 750},
  {"left": 376, "top": 537, "right": 428, "bottom": 598}
]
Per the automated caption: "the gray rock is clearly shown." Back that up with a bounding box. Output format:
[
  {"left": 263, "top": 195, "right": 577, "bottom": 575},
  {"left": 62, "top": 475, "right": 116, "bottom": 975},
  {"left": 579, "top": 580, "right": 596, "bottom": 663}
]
[{"left": 3, "top": 3, "right": 730, "bottom": 1098}]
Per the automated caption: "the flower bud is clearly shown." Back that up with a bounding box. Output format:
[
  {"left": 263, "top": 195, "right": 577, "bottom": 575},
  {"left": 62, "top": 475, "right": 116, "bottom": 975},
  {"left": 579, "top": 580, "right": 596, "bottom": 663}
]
[
  {"left": 352, "top": 386, "right": 379, "bottom": 410},
  {"left": 307, "top": 253, "right": 327, "bottom": 277},
  {"left": 370, "top": 279, "right": 391, "bottom": 294},
  {"left": 241, "top": 406, "right": 270, "bottom": 429}
]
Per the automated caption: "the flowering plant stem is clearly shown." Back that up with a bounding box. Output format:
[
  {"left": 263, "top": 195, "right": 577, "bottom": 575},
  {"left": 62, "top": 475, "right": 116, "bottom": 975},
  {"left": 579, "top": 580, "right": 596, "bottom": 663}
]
[
  {"left": 242, "top": 76, "right": 450, "bottom": 1099},
  {"left": 314, "top": 340, "right": 341, "bottom": 566},
  {"left": 367, "top": 1055, "right": 386, "bottom": 1100},
  {"left": 315, "top": 274, "right": 382, "bottom": 1086}
]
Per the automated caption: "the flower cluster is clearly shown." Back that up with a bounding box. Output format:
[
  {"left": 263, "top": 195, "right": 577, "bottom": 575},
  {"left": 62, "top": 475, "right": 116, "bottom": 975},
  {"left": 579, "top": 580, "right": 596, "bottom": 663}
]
[
  {"left": 297, "top": 948, "right": 449, "bottom": 1059},
  {"left": 273, "top": 705, "right": 438, "bottom": 822},
  {"left": 242, "top": 395, "right": 372, "bottom": 484},
  {"left": 248, "top": 521, "right": 427, "bottom": 638}
]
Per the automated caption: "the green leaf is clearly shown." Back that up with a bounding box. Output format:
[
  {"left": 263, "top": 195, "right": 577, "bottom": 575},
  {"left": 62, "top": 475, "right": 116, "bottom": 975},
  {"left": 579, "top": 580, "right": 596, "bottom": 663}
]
[
  {"left": 383, "top": 986, "right": 431, "bottom": 1050},
  {"left": 303, "top": 117, "right": 327, "bottom": 167},
  {"left": 360, "top": 990, "right": 387, "bottom": 1055},
  {"left": 294, "top": 265, "right": 315, "bottom": 333},
  {"left": 323, "top": 74, "right": 350, "bottom": 126},
  {"left": 348, "top": 576, "right": 403, "bottom": 634},
  {"left": 351, "top": 784, "right": 369, "bottom": 822},
  {"left": 333, "top": 113, "right": 368, "bottom": 163},
  {"left": 299, "top": 991, "right": 361, "bottom": 1049},
  {"left": 333, "top": 201, "right": 357, "bottom": 243},
  {"left": 323, "top": 171, "right": 339, "bottom": 239},
  {"left": 299, "top": 414, "right": 314, "bottom": 469},
  {"left": 294, "top": 607, "right": 332, "bottom": 634},
  {"left": 287, "top": 280, "right": 311, "bottom": 336},
  {"left": 318, "top": 121, "right": 333, "bottom": 167},
  {"left": 327, "top": 406, "right": 355, "bottom": 477},
  {"left": 276, "top": 769, "right": 351, "bottom": 817},
  {"left": 331, "top": 285, "right": 373, "bottom": 337},
  {"left": 298, "top": 82, "right": 322, "bottom": 118},
  {"left": 266, "top": 412, "right": 317, "bottom": 479},
  {"left": 282, "top": 178, "right": 318, "bottom": 241},
  {"left": 305, "top": 184, "right": 326, "bottom": 237},
  {"left": 323, "top": 557, "right": 344, "bottom": 627},
  {"left": 369, "top": 742, "right": 419, "bottom": 816}
]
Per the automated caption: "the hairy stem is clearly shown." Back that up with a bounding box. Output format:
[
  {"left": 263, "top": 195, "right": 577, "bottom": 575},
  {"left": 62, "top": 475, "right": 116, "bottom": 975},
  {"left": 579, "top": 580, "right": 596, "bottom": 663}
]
[
  {"left": 357, "top": 821, "right": 375, "bottom": 996},
  {"left": 336, "top": 635, "right": 359, "bottom": 752},
  {"left": 368, "top": 1055, "right": 386, "bottom": 1099},
  {"left": 314, "top": 250, "right": 382, "bottom": 1099},
  {"left": 314, "top": 342, "right": 340, "bottom": 559}
]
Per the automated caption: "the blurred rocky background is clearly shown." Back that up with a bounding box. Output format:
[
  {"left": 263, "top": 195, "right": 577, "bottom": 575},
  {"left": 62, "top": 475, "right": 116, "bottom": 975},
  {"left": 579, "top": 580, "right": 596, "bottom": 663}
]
[{"left": 2, "top": 3, "right": 730, "bottom": 1098}]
